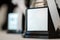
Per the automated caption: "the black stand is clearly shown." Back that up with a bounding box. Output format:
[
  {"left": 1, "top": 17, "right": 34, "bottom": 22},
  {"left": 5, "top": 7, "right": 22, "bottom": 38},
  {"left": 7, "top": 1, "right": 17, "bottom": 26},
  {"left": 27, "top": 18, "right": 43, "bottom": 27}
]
[{"left": 24, "top": 31, "right": 49, "bottom": 39}]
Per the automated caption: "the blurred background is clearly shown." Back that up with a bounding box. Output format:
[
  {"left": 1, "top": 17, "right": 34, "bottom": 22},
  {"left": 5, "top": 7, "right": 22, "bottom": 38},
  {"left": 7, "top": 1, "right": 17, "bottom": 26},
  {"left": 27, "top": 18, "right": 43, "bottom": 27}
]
[
  {"left": 0, "top": 0, "right": 60, "bottom": 40},
  {"left": 0, "top": 0, "right": 29, "bottom": 30}
]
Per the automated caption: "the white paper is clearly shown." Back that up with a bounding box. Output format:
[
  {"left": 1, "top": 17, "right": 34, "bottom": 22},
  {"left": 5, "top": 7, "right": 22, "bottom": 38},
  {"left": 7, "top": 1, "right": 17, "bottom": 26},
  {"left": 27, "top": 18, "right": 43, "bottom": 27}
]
[{"left": 27, "top": 8, "right": 48, "bottom": 31}]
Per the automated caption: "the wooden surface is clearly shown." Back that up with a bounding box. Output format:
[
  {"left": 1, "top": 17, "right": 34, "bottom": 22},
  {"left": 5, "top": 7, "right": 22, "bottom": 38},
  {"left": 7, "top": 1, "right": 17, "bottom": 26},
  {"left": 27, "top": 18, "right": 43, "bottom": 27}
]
[{"left": 0, "top": 31, "right": 60, "bottom": 40}]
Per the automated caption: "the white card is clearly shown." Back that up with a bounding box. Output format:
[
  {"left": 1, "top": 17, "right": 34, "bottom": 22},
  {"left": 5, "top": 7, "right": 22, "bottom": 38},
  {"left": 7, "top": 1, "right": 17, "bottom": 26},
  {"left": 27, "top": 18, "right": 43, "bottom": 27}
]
[{"left": 27, "top": 8, "right": 48, "bottom": 31}]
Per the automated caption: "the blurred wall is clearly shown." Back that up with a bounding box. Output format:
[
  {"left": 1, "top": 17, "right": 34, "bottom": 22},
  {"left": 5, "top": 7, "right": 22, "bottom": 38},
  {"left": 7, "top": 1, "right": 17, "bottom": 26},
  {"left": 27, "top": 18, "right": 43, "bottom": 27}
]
[{"left": 0, "top": 0, "right": 16, "bottom": 30}]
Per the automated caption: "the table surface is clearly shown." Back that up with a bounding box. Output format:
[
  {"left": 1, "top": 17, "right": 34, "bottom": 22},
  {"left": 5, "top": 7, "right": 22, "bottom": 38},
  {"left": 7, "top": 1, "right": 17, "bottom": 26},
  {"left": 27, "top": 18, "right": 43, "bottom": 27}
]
[{"left": 0, "top": 31, "right": 60, "bottom": 40}]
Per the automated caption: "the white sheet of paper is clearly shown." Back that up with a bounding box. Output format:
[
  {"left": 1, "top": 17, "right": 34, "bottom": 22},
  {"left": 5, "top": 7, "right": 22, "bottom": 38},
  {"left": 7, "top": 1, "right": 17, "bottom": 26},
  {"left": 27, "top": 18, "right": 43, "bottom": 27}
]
[
  {"left": 27, "top": 8, "right": 48, "bottom": 31},
  {"left": 8, "top": 13, "right": 18, "bottom": 30}
]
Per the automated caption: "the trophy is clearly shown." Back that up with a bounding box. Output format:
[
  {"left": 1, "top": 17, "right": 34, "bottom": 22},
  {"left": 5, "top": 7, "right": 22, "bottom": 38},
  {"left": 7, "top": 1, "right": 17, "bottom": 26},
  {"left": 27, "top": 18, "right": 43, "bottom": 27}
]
[
  {"left": 7, "top": 0, "right": 26, "bottom": 33},
  {"left": 24, "top": 0, "right": 49, "bottom": 38},
  {"left": 24, "top": 0, "right": 60, "bottom": 38},
  {"left": 24, "top": 7, "right": 49, "bottom": 38}
]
